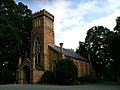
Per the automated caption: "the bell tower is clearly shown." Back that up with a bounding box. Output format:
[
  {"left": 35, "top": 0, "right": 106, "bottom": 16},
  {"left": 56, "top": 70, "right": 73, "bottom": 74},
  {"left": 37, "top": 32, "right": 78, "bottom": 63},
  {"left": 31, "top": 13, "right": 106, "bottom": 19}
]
[
  {"left": 31, "top": 9, "right": 54, "bottom": 70},
  {"left": 17, "top": 9, "right": 54, "bottom": 84}
]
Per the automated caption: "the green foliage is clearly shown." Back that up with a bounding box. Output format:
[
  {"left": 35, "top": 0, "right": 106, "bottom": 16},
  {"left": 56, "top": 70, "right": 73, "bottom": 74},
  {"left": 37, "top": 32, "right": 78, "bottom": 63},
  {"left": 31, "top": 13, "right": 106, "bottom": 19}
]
[
  {"left": 104, "top": 17, "right": 120, "bottom": 81},
  {"left": 114, "top": 17, "right": 120, "bottom": 33},
  {"left": 76, "top": 41, "right": 88, "bottom": 59},
  {"left": 0, "top": 70, "right": 15, "bottom": 84},
  {"left": 77, "top": 18, "right": 120, "bottom": 81},
  {"left": 82, "top": 26, "right": 110, "bottom": 80},
  {"left": 0, "top": 0, "right": 32, "bottom": 84},
  {"left": 55, "top": 59, "right": 78, "bottom": 85},
  {"left": 40, "top": 71, "right": 54, "bottom": 84},
  {"left": 78, "top": 74, "right": 97, "bottom": 83}
]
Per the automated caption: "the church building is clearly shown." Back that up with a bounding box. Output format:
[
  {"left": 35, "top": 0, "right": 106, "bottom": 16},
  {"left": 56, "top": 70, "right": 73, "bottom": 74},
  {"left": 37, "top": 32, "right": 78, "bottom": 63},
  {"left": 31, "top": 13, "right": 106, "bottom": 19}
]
[{"left": 16, "top": 9, "right": 91, "bottom": 84}]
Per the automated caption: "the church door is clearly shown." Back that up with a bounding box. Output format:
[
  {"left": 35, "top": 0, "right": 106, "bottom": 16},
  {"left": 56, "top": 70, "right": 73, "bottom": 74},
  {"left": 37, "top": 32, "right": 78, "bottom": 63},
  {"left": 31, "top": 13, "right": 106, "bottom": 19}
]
[{"left": 23, "top": 65, "right": 30, "bottom": 84}]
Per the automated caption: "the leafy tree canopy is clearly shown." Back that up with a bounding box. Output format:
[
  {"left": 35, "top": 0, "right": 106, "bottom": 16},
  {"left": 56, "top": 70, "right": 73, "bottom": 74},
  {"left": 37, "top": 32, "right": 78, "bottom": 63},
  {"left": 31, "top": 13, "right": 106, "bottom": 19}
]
[
  {"left": 77, "top": 18, "right": 120, "bottom": 81},
  {"left": 0, "top": 0, "right": 32, "bottom": 84}
]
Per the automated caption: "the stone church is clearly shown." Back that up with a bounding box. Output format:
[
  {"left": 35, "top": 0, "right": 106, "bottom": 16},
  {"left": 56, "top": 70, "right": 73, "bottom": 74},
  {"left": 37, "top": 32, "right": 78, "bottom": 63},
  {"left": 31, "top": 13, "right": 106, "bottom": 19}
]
[{"left": 16, "top": 9, "right": 91, "bottom": 84}]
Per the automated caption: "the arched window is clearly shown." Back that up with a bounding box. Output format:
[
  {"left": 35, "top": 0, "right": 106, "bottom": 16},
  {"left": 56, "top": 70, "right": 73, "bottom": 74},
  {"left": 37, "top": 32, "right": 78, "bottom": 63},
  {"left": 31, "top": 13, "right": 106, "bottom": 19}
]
[
  {"left": 34, "top": 19, "right": 40, "bottom": 27},
  {"left": 35, "top": 38, "right": 41, "bottom": 64}
]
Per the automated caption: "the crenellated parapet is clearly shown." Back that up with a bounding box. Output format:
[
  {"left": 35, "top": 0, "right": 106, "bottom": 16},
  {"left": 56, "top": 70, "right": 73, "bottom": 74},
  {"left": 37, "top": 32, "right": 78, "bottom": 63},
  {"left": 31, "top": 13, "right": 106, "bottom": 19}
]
[{"left": 32, "top": 9, "right": 54, "bottom": 21}]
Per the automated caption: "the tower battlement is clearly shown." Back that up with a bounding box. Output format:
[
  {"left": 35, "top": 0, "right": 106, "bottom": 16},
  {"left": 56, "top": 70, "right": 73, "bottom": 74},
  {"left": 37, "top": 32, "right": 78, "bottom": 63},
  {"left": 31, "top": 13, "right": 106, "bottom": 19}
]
[{"left": 32, "top": 9, "right": 54, "bottom": 20}]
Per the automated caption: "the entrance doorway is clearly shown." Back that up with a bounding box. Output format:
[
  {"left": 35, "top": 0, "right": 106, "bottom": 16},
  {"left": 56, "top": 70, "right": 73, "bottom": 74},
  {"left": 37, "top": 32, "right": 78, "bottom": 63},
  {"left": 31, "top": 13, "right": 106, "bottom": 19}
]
[{"left": 23, "top": 65, "right": 30, "bottom": 84}]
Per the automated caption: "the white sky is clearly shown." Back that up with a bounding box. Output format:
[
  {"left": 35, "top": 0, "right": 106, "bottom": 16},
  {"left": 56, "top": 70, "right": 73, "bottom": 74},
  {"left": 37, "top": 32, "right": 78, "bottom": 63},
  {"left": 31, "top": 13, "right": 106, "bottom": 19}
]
[{"left": 15, "top": 0, "right": 120, "bottom": 50}]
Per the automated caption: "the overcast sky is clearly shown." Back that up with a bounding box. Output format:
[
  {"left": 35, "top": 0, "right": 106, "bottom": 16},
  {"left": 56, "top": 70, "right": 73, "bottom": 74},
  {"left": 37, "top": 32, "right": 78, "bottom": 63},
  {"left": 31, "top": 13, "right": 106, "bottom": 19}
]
[{"left": 15, "top": 0, "right": 120, "bottom": 50}]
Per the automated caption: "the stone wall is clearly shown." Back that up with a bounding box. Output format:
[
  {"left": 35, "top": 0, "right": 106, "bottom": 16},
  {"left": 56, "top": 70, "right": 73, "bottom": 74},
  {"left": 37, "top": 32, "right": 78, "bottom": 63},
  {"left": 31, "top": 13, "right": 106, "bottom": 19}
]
[
  {"left": 48, "top": 47, "right": 91, "bottom": 78},
  {"left": 32, "top": 70, "right": 44, "bottom": 84},
  {"left": 48, "top": 47, "right": 60, "bottom": 70},
  {"left": 31, "top": 9, "right": 54, "bottom": 71},
  {"left": 73, "top": 59, "right": 90, "bottom": 77}
]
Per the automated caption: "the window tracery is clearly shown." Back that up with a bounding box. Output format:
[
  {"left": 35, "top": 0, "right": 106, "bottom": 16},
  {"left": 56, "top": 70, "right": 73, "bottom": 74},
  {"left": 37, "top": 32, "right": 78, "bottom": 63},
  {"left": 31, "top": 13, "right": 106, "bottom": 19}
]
[{"left": 35, "top": 38, "right": 41, "bottom": 64}]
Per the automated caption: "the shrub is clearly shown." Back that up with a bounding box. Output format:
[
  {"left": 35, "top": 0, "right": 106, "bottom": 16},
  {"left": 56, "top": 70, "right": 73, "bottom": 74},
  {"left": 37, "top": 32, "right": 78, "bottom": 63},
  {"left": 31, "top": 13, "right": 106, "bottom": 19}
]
[
  {"left": 40, "top": 70, "right": 54, "bottom": 84},
  {"left": 78, "top": 74, "right": 97, "bottom": 83},
  {"left": 55, "top": 59, "right": 78, "bottom": 85}
]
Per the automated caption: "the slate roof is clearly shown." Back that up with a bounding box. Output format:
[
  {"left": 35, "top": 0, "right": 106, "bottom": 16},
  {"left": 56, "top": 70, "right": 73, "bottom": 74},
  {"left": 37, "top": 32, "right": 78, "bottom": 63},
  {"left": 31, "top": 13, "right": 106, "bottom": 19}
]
[{"left": 49, "top": 45, "right": 88, "bottom": 62}]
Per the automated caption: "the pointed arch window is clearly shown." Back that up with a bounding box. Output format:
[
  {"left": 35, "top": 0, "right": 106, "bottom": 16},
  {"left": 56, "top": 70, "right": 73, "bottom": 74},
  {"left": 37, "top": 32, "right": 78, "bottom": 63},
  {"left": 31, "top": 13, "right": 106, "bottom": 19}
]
[
  {"left": 35, "top": 38, "right": 40, "bottom": 53},
  {"left": 35, "top": 38, "right": 41, "bottom": 64}
]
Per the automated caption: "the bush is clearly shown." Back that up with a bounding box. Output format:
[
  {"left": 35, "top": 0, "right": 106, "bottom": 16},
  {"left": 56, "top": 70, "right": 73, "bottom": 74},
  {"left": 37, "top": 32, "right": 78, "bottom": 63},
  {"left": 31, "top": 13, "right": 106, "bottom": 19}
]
[
  {"left": 78, "top": 74, "right": 97, "bottom": 83},
  {"left": 40, "top": 70, "right": 54, "bottom": 84},
  {"left": 0, "top": 70, "right": 15, "bottom": 84},
  {"left": 55, "top": 59, "right": 78, "bottom": 85}
]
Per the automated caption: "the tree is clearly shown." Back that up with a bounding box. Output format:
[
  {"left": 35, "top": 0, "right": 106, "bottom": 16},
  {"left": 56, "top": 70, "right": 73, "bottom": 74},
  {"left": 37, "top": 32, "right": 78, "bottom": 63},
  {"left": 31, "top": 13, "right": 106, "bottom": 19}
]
[
  {"left": 17, "top": 2, "right": 32, "bottom": 57},
  {"left": 112, "top": 17, "right": 120, "bottom": 81},
  {"left": 105, "top": 31, "right": 120, "bottom": 81},
  {"left": 104, "top": 17, "right": 120, "bottom": 81},
  {"left": 76, "top": 41, "right": 88, "bottom": 59},
  {"left": 84, "top": 26, "right": 110, "bottom": 80},
  {"left": 55, "top": 59, "right": 78, "bottom": 84},
  {"left": 114, "top": 17, "right": 120, "bottom": 33},
  {"left": 0, "top": 0, "right": 32, "bottom": 84},
  {"left": 77, "top": 17, "right": 120, "bottom": 82}
]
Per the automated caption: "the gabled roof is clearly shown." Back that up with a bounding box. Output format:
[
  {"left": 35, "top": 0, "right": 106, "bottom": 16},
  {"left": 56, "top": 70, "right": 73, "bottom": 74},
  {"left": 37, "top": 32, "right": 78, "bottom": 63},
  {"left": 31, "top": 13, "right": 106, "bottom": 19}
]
[{"left": 49, "top": 45, "right": 88, "bottom": 62}]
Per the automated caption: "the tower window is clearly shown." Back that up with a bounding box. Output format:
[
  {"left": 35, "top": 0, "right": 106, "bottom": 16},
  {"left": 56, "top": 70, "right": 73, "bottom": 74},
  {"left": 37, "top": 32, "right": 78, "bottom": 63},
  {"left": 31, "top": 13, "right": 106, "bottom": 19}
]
[
  {"left": 36, "top": 19, "right": 38, "bottom": 27},
  {"left": 38, "top": 53, "right": 40, "bottom": 64},
  {"left": 34, "top": 19, "right": 40, "bottom": 28},
  {"left": 34, "top": 20, "right": 36, "bottom": 27},
  {"left": 38, "top": 19, "right": 40, "bottom": 26},
  {"left": 35, "top": 38, "right": 41, "bottom": 64}
]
